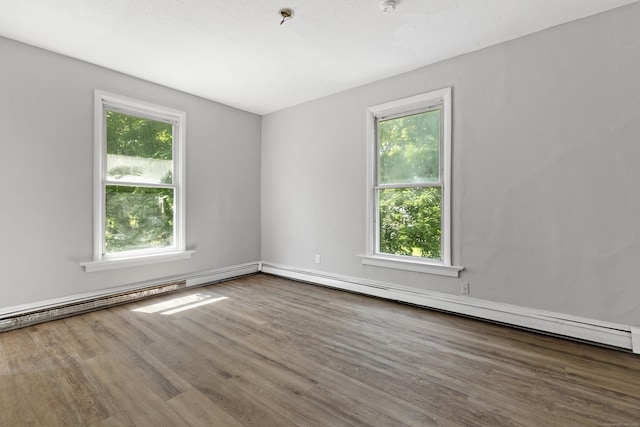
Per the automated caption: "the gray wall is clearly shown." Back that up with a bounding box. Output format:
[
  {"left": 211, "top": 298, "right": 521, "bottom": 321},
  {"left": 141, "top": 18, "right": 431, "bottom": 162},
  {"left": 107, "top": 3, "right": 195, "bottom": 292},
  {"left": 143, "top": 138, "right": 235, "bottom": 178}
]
[
  {"left": 262, "top": 3, "right": 640, "bottom": 326},
  {"left": 0, "top": 36, "right": 262, "bottom": 309}
]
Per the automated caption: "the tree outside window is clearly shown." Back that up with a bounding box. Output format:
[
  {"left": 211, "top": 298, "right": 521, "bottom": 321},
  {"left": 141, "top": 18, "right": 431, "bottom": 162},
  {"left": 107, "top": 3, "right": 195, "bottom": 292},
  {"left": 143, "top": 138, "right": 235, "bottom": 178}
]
[{"left": 377, "top": 109, "right": 443, "bottom": 260}]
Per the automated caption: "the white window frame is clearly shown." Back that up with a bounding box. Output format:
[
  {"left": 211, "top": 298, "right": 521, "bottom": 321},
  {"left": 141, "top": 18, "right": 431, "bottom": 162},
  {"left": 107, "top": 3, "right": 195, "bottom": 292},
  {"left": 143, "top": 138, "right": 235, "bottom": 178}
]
[
  {"left": 80, "top": 90, "right": 193, "bottom": 272},
  {"left": 361, "top": 87, "right": 462, "bottom": 277}
]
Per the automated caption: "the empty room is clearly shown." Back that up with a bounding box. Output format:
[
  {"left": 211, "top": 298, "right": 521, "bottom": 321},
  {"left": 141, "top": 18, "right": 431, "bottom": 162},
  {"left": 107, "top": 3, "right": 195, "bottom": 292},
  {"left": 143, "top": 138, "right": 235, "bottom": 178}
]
[{"left": 1, "top": 0, "right": 639, "bottom": 425}]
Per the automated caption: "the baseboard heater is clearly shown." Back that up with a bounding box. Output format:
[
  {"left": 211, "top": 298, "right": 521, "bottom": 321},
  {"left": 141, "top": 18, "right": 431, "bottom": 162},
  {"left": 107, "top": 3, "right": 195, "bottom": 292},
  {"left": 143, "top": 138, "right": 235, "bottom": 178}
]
[
  {"left": 0, "top": 261, "right": 261, "bottom": 333},
  {"left": 0, "top": 280, "right": 187, "bottom": 333}
]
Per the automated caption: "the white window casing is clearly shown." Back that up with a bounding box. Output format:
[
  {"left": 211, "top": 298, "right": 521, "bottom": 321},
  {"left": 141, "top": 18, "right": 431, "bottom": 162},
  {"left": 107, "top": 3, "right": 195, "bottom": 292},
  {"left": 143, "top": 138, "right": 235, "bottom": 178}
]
[
  {"left": 80, "top": 90, "right": 194, "bottom": 272},
  {"left": 362, "top": 87, "right": 463, "bottom": 277}
]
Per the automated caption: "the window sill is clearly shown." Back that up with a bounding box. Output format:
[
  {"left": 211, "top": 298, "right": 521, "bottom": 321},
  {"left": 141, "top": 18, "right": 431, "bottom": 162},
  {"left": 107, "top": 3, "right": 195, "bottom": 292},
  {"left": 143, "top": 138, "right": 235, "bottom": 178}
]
[
  {"left": 80, "top": 250, "right": 196, "bottom": 273},
  {"left": 360, "top": 255, "right": 463, "bottom": 278}
]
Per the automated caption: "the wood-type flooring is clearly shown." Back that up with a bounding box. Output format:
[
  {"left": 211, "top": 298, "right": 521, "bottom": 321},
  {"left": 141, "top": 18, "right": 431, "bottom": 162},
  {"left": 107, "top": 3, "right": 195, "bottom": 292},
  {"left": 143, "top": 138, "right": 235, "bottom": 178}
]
[{"left": 1, "top": 274, "right": 639, "bottom": 426}]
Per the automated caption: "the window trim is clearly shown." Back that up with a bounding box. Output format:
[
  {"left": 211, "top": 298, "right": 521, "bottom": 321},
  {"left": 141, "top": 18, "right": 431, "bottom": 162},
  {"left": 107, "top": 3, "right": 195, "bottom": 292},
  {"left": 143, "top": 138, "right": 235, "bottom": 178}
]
[
  {"left": 80, "top": 90, "right": 192, "bottom": 272},
  {"left": 362, "top": 87, "right": 462, "bottom": 277}
]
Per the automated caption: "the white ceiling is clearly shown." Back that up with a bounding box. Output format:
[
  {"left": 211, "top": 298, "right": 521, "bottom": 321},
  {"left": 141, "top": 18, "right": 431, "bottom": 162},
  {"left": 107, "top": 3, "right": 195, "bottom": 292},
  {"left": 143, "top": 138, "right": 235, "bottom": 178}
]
[{"left": 0, "top": 0, "right": 636, "bottom": 114}]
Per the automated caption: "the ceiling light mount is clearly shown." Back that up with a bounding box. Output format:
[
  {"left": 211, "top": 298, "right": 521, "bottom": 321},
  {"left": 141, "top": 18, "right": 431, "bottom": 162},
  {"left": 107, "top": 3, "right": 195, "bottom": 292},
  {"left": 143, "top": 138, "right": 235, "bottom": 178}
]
[
  {"left": 279, "top": 8, "right": 294, "bottom": 25},
  {"left": 380, "top": 0, "right": 397, "bottom": 13}
]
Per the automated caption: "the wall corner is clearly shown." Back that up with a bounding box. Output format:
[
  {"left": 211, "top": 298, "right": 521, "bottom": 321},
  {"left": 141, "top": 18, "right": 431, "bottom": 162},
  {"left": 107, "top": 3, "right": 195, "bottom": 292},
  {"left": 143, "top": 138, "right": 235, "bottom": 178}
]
[{"left": 631, "top": 326, "right": 640, "bottom": 354}]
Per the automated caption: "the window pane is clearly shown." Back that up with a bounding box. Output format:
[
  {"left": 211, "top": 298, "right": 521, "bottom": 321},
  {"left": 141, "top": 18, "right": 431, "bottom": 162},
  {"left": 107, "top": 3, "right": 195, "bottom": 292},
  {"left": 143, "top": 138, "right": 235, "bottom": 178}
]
[
  {"left": 378, "top": 187, "right": 442, "bottom": 260},
  {"left": 106, "top": 111, "right": 173, "bottom": 184},
  {"left": 378, "top": 110, "right": 440, "bottom": 185},
  {"left": 105, "top": 186, "right": 174, "bottom": 253}
]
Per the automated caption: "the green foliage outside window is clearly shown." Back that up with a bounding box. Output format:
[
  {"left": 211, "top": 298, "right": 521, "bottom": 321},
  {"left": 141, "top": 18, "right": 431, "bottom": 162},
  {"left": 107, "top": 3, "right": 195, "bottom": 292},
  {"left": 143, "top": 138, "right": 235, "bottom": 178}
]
[
  {"left": 107, "top": 111, "right": 173, "bottom": 160},
  {"left": 378, "top": 110, "right": 442, "bottom": 259},
  {"left": 105, "top": 111, "right": 174, "bottom": 253},
  {"left": 105, "top": 186, "right": 174, "bottom": 252}
]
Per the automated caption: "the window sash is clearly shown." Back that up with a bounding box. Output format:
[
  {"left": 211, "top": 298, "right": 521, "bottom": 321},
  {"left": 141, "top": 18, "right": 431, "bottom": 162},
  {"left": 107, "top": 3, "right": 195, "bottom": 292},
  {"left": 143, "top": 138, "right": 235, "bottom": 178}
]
[
  {"left": 375, "top": 105, "right": 443, "bottom": 186},
  {"left": 103, "top": 104, "right": 178, "bottom": 125},
  {"left": 375, "top": 186, "right": 444, "bottom": 260},
  {"left": 103, "top": 110, "right": 177, "bottom": 185},
  {"left": 375, "top": 183, "right": 443, "bottom": 190},
  {"left": 104, "top": 185, "right": 176, "bottom": 254}
]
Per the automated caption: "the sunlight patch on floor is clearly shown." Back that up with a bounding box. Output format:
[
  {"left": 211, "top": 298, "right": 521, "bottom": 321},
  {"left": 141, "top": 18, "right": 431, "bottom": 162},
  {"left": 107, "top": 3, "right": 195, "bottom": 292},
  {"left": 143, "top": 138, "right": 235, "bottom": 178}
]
[{"left": 132, "top": 293, "right": 228, "bottom": 315}]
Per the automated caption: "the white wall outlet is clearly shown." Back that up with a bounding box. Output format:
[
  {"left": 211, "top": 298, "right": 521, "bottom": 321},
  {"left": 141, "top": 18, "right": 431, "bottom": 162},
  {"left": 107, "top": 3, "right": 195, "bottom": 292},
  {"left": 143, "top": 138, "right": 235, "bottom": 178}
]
[
  {"left": 461, "top": 282, "right": 470, "bottom": 295},
  {"left": 315, "top": 254, "right": 321, "bottom": 264}
]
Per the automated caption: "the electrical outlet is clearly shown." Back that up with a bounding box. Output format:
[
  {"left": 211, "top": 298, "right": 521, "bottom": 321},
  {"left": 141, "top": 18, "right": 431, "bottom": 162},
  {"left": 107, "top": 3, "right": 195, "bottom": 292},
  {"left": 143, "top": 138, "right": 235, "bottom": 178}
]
[
  {"left": 461, "top": 282, "right": 470, "bottom": 296},
  {"left": 315, "top": 254, "right": 321, "bottom": 264}
]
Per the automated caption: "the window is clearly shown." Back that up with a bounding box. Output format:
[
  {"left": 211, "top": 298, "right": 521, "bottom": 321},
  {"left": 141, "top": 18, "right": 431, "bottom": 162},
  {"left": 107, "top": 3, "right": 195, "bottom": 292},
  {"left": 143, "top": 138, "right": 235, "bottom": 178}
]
[
  {"left": 362, "top": 88, "right": 461, "bottom": 277},
  {"left": 81, "top": 91, "right": 192, "bottom": 272}
]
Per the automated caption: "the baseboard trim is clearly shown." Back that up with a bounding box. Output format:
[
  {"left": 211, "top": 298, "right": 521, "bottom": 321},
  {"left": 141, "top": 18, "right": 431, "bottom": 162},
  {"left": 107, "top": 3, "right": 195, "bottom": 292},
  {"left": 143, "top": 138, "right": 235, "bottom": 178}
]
[
  {"left": 0, "top": 261, "right": 261, "bottom": 332},
  {"left": 185, "top": 262, "right": 261, "bottom": 287},
  {"left": 261, "top": 262, "right": 637, "bottom": 353}
]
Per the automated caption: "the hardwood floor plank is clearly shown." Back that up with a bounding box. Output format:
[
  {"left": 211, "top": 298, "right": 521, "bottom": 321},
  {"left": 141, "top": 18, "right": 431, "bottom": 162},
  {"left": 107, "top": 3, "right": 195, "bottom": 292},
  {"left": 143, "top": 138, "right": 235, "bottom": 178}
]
[
  {"left": 98, "top": 413, "right": 136, "bottom": 427},
  {"left": 0, "top": 374, "right": 31, "bottom": 425},
  {"left": 90, "top": 310, "right": 192, "bottom": 401},
  {"left": 0, "top": 326, "right": 92, "bottom": 425},
  {"left": 0, "top": 372, "right": 71, "bottom": 426},
  {"left": 228, "top": 371, "right": 349, "bottom": 427},
  {"left": 167, "top": 388, "right": 245, "bottom": 427},
  {"left": 60, "top": 315, "right": 111, "bottom": 361},
  {"left": 84, "top": 352, "right": 190, "bottom": 427},
  {"left": 28, "top": 321, "right": 114, "bottom": 424}
]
